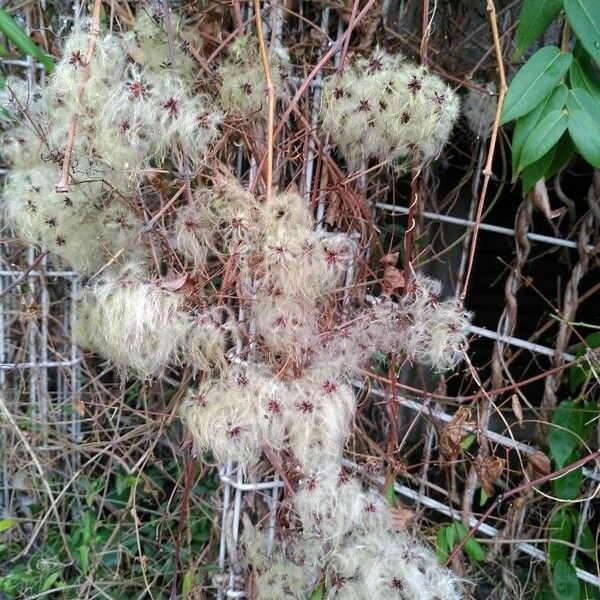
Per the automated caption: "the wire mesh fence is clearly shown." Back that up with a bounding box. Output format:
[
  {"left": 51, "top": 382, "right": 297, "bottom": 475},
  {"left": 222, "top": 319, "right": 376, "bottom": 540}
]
[{"left": 1, "top": 1, "right": 599, "bottom": 599}]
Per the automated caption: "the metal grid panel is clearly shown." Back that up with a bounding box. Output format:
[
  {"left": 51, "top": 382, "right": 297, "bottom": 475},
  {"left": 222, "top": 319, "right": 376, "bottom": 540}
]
[{"left": 1, "top": 2, "right": 598, "bottom": 598}]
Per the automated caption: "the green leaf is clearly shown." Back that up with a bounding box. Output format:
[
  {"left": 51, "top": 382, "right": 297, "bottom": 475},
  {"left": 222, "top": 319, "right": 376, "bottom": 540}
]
[
  {"left": 460, "top": 433, "right": 475, "bottom": 450},
  {"left": 583, "top": 581, "right": 600, "bottom": 600},
  {"left": 0, "top": 519, "right": 18, "bottom": 533},
  {"left": 512, "top": 84, "right": 568, "bottom": 177},
  {"left": 41, "top": 572, "right": 62, "bottom": 593},
  {"left": 78, "top": 544, "right": 90, "bottom": 574},
  {"left": 567, "top": 85, "right": 600, "bottom": 118},
  {"left": 570, "top": 57, "right": 600, "bottom": 102},
  {"left": 0, "top": 9, "right": 54, "bottom": 72},
  {"left": 182, "top": 568, "right": 194, "bottom": 600},
  {"left": 553, "top": 451, "right": 583, "bottom": 499},
  {"left": 436, "top": 526, "right": 451, "bottom": 563},
  {"left": 579, "top": 523, "right": 596, "bottom": 556},
  {"left": 501, "top": 47, "right": 573, "bottom": 124},
  {"left": 564, "top": 0, "right": 600, "bottom": 65},
  {"left": 453, "top": 523, "right": 487, "bottom": 563},
  {"left": 515, "top": 0, "right": 564, "bottom": 59},
  {"left": 385, "top": 483, "right": 396, "bottom": 506},
  {"left": 567, "top": 86, "right": 600, "bottom": 169},
  {"left": 552, "top": 559, "right": 581, "bottom": 600},
  {"left": 522, "top": 146, "right": 558, "bottom": 193},
  {"left": 445, "top": 524, "right": 458, "bottom": 550},
  {"left": 548, "top": 508, "right": 574, "bottom": 565},
  {"left": 310, "top": 586, "right": 323, "bottom": 600},
  {"left": 545, "top": 133, "right": 576, "bottom": 180},
  {"left": 568, "top": 109, "right": 600, "bottom": 166},
  {"left": 519, "top": 109, "right": 569, "bottom": 170},
  {"left": 549, "top": 400, "right": 589, "bottom": 467},
  {"left": 82, "top": 511, "right": 94, "bottom": 546},
  {"left": 479, "top": 487, "right": 489, "bottom": 506}
]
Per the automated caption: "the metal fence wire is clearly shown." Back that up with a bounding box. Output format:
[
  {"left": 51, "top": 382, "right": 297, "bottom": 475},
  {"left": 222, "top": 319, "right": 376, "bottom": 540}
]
[{"left": 1, "top": 1, "right": 599, "bottom": 599}]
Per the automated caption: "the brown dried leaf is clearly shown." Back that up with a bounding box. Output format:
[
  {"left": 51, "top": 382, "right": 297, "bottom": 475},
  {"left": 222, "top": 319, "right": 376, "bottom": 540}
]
[
  {"left": 380, "top": 252, "right": 399, "bottom": 266},
  {"left": 383, "top": 265, "right": 405, "bottom": 294},
  {"left": 511, "top": 393, "right": 523, "bottom": 425},
  {"left": 389, "top": 506, "right": 416, "bottom": 531},
  {"left": 529, "top": 450, "right": 552, "bottom": 478},
  {"left": 161, "top": 274, "right": 189, "bottom": 291},
  {"left": 439, "top": 407, "right": 473, "bottom": 462},
  {"left": 530, "top": 180, "right": 566, "bottom": 220},
  {"left": 72, "top": 396, "right": 85, "bottom": 417},
  {"left": 474, "top": 455, "right": 505, "bottom": 496}
]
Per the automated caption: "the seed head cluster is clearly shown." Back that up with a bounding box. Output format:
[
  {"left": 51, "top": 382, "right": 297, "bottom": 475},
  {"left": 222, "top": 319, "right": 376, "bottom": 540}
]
[
  {"left": 242, "top": 467, "right": 464, "bottom": 599},
  {"left": 1, "top": 14, "right": 468, "bottom": 600},
  {"left": 321, "top": 50, "right": 460, "bottom": 167},
  {"left": 218, "top": 35, "right": 291, "bottom": 118},
  {"left": 1, "top": 14, "right": 220, "bottom": 276}
]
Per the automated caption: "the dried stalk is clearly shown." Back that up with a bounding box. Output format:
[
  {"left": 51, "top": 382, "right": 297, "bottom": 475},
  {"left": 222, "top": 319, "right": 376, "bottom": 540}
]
[
  {"left": 55, "top": 0, "right": 103, "bottom": 193},
  {"left": 460, "top": 0, "right": 507, "bottom": 301},
  {"left": 254, "top": 0, "right": 276, "bottom": 204}
]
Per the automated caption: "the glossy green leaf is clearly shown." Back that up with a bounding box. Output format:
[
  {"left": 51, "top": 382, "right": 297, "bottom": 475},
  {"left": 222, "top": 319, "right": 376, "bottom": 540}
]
[
  {"left": 519, "top": 109, "right": 569, "bottom": 170},
  {"left": 552, "top": 559, "right": 580, "bottom": 600},
  {"left": 553, "top": 451, "right": 583, "bottom": 499},
  {"left": 548, "top": 508, "right": 574, "bottom": 565},
  {"left": 512, "top": 84, "right": 568, "bottom": 177},
  {"left": 568, "top": 109, "right": 600, "bottom": 166},
  {"left": 515, "top": 0, "right": 563, "bottom": 59},
  {"left": 545, "top": 133, "right": 576, "bottom": 180},
  {"left": 567, "top": 87, "right": 600, "bottom": 166},
  {"left": 570, "top": 57, "right": 600, "bottom": 102},
  {"left": 564, "top": 0, "right": 600, "bottom": 65},
  {"left": 501, "top": 47, "right": 572, "bottom": 124},
  {"left": 0, "top": 9, "right": 53, "bottom": 72},
  {"left": 521, "top": 146, "right": 557, "bottom": 193},
  {"left": 567, "top": 85, "right": 600, "bottom": 116}
]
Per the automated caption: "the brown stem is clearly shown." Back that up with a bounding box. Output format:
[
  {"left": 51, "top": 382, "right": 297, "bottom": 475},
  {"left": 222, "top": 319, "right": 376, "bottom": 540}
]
[
  {"left": 55, "top": 0, "right": 103, "bottom": 193},
  {"left": 460, "top": 0, "right": 508, "bottom": 301},
  {"left": 254, "top": 0, "right": 276, "bottom": 204}
]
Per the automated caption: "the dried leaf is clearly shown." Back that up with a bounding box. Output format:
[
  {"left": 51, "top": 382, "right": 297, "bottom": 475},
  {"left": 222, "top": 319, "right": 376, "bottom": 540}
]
[
  {"left": 383, "top": 265, "right": 405, "bottom": 294},
  {"left": 529, "top": 450, "right": 552, "bottom": 478},
  {"left": 73, "top": 396, "right": 85, "bottom": 417},
  {"left": 161, "top": 274, "right": 189, "bottom": 291},
  {"left": 380, "top": 252, "right": 399, "bottom": 266},
  {"left": 389, "top": 506, "right": 416, "bottom": 531},
  {"left": 511, "top": 393, "right": 523, "bottom": 425},
  {"left": 474, "top": 455, "right": 505, "bottom": 496},
  {"left": 439, "top": 407, "right": 473, "bottom": 462},
  {"left": 530, "top": 179, "right": 566, "bottom": 219}
]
